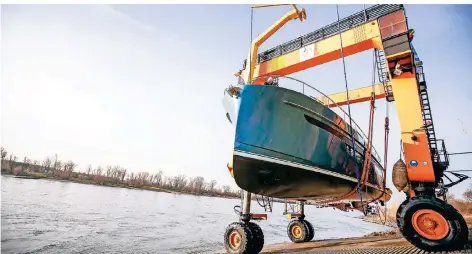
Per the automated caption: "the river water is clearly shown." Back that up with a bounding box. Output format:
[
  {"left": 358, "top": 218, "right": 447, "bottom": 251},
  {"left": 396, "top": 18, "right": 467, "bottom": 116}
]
[{"left": 1, "top": 175, "right": 391, "bottom": 253}]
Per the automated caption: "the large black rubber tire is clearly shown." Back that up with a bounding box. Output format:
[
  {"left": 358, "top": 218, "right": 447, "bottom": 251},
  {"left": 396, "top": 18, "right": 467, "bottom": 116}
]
[
  {"left": 224, "top": 222, "right": 255, "bottom": 254},
  {"left": 247, "top": 222, "right": 264, "bottom": 253},
  {"left": 287, "top": 219, "right": 309, "bottom": 243},
  {"left": 396, "top": 196, "right": 469, "bottom": 252},
  {"left": 303, "top": 220, "right": 315, "bottom": 242}
]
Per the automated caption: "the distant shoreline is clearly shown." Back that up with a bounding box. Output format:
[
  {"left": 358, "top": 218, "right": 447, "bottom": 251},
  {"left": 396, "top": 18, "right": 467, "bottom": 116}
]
[
  {"left": 1, "top": 172, "right": 305, "bottom": 205},
  {"left": 1, "top": 172, "right": 241, "bottom": 200}
]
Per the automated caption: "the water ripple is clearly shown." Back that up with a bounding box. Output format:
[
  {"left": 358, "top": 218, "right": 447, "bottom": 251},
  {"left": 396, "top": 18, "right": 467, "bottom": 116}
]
[{"left": 1, "top": 176, "right": 390, "bottom": 253}]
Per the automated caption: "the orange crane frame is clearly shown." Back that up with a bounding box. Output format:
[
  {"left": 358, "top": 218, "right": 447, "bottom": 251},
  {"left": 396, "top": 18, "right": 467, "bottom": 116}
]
[
  {"left": 236, "top": 4, "right": 440, "bottom": 186},
  {"left": 224, "top": 5, "right": 470, "bottom": 253}
]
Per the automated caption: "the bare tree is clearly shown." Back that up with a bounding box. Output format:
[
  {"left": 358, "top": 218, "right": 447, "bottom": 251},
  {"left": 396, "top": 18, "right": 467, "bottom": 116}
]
[
  {"left": 1, "top": 147, "right": 7, "bottom": 168},
  {"left": 8, "top": 154, "right": 17, "bottom": 171},
  {"left": 106, "top": 166, "right": 113, "bottom": 178},
  {"left": 86, "top": 164, "right": 92, "bottom": 175},
  {"left": 128, "top": 172, "right": 137, "bottom": 187},
  {"left": 55, "top": 160, "right": 63, "bottom": 172},
  {"left": 464, "top": 183, "right": 472, "bottom": 202},
  {"left": 154, "top": 170, "right": 163, "bottom": 187},
  {"left": 193, "top": 176, "right": 205, "bottom": 194},
  {"left": 96, "top": 166, "right": 103, "bottom": 176},
  {"left": 170, "top": 174, "right": 187, "bottom": 191},
  {"left": 121, "top": 168, "right": 127, "bottom": 184},
  {"left": 65, "top": 160, "right": 76, "bottom": 178},
  {"left": 149, "top": 173, "right": 155, "bottom": 185},
  {"left": 111, "top": 166, "right": 118, "bottom": 180},
  {"left": 0, "top": 148, "right": 242, "bottom": 198},
  {"left": 222, "top": 185, "right": 231, "bottom": 193},
  {"left": 143, "top": 172, "right": 150, "bottom": 184},
  {"left": 21, "top": 156, "right": 31, "bottom": 172},
  {"left": 42, "top": 156, "right": 52, "bottom": 173},
  {"left": 134, "top": 172, "right": 150, "bottom": 187},
  {"left": 209, "top": 180, "right": 217, "bottom": 193},
  {"left": 52, "top": 154, "right": 61, "bottom": 171},
  {"left": 32, "top": 160, "right": 39, "bottom": 172}
]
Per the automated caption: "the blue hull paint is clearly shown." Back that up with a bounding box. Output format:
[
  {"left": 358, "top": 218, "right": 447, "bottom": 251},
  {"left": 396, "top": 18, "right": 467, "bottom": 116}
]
[{"left": 225, "top": 84, "right": 387, "bottom": 201}]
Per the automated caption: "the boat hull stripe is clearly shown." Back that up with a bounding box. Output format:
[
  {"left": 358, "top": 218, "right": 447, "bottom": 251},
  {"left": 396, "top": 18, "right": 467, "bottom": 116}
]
[{"left": 233, "top": 150, "right": 380, "bottom": 190}]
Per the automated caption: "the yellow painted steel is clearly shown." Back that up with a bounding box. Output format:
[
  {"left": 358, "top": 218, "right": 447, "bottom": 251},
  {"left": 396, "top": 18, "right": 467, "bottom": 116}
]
[
  {"left": 390, "top": 77, "right": 435, "bottom": 182},
  {"left": 386, "top": 50, "right": 412, "bottom": 61},
  {"left": 316, "top": 83, "right": 385, "bottom": 107},
  {"left": 241, "top": 5, "right": 306, "bottom": 84},
  {"left": 251, "top": 4, "right": 291, "bottom": 8},
  {"left": 245, "top": 21, "right": 383, "bottom": 82}
]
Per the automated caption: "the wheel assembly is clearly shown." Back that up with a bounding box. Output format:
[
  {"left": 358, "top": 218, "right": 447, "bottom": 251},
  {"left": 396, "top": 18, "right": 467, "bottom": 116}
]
[
  {"left": 396, "top": 196, "right": 469, "bottom": 252},
  {"left": 287, "top": 219, "right": 309, "bottom": 243},
  {"left": 247, "top": 222, "right": 264, "bottom": 253},
  {"left": 224, "top": 221, "right": 264, "bottom": 254},
  {"left": 224, "top": 222, "right": 253, "bottom": 254},
  {"left": 302, "top": 220, "right": 315, "bottom": 242},
  {"left": 224, "top": 222, "right": 248, "bottom": 253}
]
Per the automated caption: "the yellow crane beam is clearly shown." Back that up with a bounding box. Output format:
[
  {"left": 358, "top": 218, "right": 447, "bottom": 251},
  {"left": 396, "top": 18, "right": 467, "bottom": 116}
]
[
  {"left": 236, "top": 4, "right": 307, "bottom": 83},
  {"left": 315, "top": 84, "right": 386, "bottom": 108}
]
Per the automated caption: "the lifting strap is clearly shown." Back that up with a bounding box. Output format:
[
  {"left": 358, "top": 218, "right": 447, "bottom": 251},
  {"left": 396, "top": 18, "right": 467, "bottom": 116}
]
[{"left": 378, "top": 114, "right": 390, "bottom": 224}]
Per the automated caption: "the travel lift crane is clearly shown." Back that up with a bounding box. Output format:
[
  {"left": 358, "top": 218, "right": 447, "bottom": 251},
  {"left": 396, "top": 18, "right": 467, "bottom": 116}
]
[{"left": 224, "top": 4, "right": 469, "bottom": 254}]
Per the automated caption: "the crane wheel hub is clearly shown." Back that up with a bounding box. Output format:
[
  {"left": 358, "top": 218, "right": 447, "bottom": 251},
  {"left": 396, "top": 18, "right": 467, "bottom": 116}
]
[
  {"left": 412, "top": 209, "right": 449, "bottom": 240},
  {"left": 229, "top": 231, "right": 242, "bottom": 249},
  {"left": 291, "top": 225, "right": 303, "bottom": 238}
]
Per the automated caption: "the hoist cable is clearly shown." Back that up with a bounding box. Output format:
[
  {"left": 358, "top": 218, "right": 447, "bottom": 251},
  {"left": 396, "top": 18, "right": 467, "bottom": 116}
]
[
  {"left": 336, "top": 4, "right": 366, "bottom": 216},
  {"left": 379, "top": 48, "right": 390, "bottom": 225},
  {"left": 248, "top": 7, "right": 254, "bottom": 84},
  {"left": 448, "top": 151, "right": 472, "bottom": 156}
]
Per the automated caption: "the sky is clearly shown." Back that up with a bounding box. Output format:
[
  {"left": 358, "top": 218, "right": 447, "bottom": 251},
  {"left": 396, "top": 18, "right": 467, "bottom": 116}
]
[{"left": 1, "top": 4, "right": 472, "bottom": 204}]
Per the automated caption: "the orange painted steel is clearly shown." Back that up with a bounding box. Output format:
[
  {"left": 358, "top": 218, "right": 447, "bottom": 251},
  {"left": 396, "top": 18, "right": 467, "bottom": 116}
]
[
  {"left": 411, "top": 209, "right": 450, "bottom": 240},
  {"left": 251, "top": 213, "right": 268, "bottom": 220},
  {"left": 391, "top": 75, "right": 435, "bottom": 182},
  {"left": 378, "top": 10, "right": 408, "bottom": 39},
  {"left": 250, "top": 36, "right": 382, "bottom": 85}
]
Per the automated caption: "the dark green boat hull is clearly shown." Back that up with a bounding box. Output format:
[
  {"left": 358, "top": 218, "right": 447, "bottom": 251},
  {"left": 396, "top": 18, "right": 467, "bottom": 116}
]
[{"left": 225, "top": 84, "right": 388, "bottom": 202}]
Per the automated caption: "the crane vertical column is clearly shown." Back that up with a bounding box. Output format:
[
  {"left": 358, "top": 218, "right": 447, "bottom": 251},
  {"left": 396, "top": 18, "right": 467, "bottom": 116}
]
[
  {"left": 378, "top": 9, "right": 469, "bottom": 252},
  {"left": 390, "top": 77, "right": 435, "bottom": 182},
  {"left": 377, "top": 9, "right": 435, "bottom": 185}
]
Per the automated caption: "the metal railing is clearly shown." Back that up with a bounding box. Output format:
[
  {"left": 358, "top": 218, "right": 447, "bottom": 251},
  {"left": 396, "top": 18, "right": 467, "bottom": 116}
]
[
  {"left": 241, "top": 4, "right": 404, "bottom": 68},
  {"left": 436, "top": 139, "right": 450, "bottom": 167}
]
